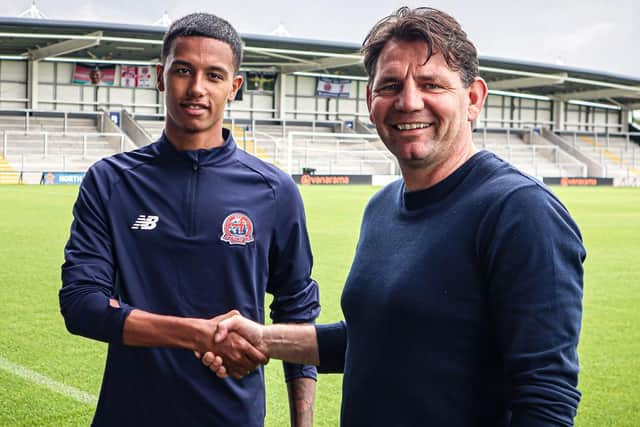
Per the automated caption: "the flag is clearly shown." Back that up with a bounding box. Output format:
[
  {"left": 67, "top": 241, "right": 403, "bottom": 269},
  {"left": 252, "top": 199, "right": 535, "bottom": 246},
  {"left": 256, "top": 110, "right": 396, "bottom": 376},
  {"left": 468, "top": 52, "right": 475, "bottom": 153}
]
[
  {"left": 137, "top": 66, "right": 153, "bottom": 88},
  {"left": 316, "top": 77, "right": 351, "bottom": 98},
  {"left": 72, "top": 63, "right": 115, "bottom": 86},
  {"left": 121, "top": 65, "right": 137, "bottom": 87},
  {"left": 246, "top": 71, "right": 277, "bottom": 92},
  {"left": 120, "top": 65, "right": 154, "bottom": 88}
]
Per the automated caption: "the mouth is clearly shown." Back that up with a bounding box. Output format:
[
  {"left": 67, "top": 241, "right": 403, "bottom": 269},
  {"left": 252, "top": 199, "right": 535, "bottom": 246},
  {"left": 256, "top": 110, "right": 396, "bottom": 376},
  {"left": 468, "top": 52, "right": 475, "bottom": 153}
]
[
  {"left": 393, "top": 122, "right": 432, "bottom": 131},
  {"left": 180, "top": 102, "right": 210, "bottom": 114}
]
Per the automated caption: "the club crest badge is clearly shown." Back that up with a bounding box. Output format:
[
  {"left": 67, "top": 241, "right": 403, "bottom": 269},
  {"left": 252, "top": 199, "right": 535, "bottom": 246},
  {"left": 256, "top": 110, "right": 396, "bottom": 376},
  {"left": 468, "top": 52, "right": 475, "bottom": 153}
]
[{"left": 220, "top": 212, "right": 255, "bottom": 245}]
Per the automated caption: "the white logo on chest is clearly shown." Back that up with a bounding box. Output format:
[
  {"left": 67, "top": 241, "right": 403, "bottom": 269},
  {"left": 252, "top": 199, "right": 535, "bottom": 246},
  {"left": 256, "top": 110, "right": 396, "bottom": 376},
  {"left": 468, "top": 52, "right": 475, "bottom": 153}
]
[{"left": 131, "top": 215, "right": 159, "bottom": 230}]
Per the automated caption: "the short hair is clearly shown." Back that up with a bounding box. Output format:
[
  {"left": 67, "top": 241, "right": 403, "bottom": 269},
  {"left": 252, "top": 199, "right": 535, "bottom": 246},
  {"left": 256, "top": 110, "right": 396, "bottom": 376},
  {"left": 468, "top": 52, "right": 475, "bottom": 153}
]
[
  {"left": 162, "top": 13, "right": 243, "bottom": 72},
  {"left": 362, "top": 7, "right": 479, "bottom": 87}
]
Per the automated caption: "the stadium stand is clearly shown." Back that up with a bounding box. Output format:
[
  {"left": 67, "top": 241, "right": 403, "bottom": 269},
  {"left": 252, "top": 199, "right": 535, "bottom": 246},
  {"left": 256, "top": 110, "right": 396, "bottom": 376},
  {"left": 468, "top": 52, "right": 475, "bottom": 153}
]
[
  {"left": 0, "top": 111, "right": 134, "bottom": 183},
  {"left": 134, "top": 116, "right": 165, "bottom": 141},
  {"left": 0, "top": 17, "right": 639, "bottom": 184},
  {"left": 473, "top": 129, "right": 586, "bottom": 178},
  {"left": 554, "top": 131, "right": 640, "bottom": 178},
  {"left": 128, "top": 116, "right": 396, "bottom": 175}
]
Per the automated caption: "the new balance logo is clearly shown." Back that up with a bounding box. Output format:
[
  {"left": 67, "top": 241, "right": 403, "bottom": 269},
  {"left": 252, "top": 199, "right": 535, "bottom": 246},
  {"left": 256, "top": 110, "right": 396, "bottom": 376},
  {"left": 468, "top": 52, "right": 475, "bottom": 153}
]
[{"left": 131, "top": 215, "right": 159, "bottom": 230}]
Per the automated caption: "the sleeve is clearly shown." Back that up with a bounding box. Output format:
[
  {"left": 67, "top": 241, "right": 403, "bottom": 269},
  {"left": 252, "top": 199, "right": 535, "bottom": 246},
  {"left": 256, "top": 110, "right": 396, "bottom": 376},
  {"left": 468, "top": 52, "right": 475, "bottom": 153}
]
[
  {"left": 315, "top": 321, "right": 347, "bottom": 373},
  {"left": 480, "top": 186, "right": 585, "bottom": 426},
  {"left": 59, "top": 166, "right": 133, "bottom": 343},
  {"left": 267, "top": 176, "right": 321, "bottom": 382}
]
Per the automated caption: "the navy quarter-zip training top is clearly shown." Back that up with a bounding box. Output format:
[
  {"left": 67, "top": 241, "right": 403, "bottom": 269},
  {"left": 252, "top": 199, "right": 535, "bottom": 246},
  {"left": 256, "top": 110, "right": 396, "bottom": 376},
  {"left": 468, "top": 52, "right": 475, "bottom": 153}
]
[{"left": 60, "top": 129, "right": 320, "bottom": 426}]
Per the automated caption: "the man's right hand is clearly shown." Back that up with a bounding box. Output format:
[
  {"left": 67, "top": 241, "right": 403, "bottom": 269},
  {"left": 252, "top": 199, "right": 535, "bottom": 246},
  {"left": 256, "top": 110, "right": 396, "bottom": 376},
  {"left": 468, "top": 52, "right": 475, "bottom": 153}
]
[
  {"left": 115, "top": 304, "right": 268, "bottom": 379},
  {"left": 199, "top": 313, "right": 269, "bottom": 379}
]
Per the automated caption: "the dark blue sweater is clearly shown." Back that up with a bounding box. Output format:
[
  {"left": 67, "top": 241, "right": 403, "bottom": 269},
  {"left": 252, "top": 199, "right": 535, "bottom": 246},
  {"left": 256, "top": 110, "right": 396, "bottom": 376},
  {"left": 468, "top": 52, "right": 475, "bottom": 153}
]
[
  {"left": 317, "top": 151, "right": 585, "bottom": 426},
  {"left": 60, "top": 130, "right": 320, "bottom": 426}
]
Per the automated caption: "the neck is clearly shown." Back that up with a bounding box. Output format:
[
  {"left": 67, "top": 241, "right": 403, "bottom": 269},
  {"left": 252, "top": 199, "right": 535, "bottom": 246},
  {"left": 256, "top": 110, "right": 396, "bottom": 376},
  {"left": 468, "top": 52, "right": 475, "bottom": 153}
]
[
  {"left": 164, "top": 123, "right": 225, "bottom": 151},
  {"left": 401, "top": 140, "right": 478, "bottom": 192}
]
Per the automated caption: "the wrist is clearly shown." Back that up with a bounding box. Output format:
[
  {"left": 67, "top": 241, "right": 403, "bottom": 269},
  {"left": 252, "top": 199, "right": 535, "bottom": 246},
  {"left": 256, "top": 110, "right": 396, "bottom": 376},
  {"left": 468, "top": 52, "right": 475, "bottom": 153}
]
[{"left": 192, "top": 317, "right": 214, "bottom": 352}]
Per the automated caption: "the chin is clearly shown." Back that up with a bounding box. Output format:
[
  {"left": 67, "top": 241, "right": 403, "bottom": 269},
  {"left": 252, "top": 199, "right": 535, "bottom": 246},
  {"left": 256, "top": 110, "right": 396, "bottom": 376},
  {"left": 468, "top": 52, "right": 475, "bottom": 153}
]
[
  {"left": 397, "top": 147, "right": 431, "bottom": 161},
  {"left": 178, "top": 119, "right": 214, "bottom": 132}
]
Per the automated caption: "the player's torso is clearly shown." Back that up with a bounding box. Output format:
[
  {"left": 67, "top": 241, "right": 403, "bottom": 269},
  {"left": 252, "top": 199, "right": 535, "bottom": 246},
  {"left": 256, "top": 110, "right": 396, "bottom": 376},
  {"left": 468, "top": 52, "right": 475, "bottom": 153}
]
[{"left": 105, "top": 155, "right": 277, "bottom": 318}]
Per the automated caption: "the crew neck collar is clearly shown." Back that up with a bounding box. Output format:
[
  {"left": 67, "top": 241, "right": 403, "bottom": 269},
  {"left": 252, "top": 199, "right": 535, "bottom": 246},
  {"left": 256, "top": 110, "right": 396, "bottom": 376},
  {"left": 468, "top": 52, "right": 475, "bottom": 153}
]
[{"left": 402, "top": 150, "right": 492, "bottom": 211}]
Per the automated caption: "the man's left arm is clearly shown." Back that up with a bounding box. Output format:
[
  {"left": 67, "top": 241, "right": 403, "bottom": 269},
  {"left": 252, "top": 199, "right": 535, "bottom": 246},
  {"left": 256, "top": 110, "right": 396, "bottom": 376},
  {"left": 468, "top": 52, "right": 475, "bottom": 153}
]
[
  {"left": 287, "top": 378, "right": 316, "bottom": 426},
  {"left": 268, "top": 176, "right": 321, "bottom": 427},
  {"left": 483, "top": 186, "right": 586, "bottom": 426}
]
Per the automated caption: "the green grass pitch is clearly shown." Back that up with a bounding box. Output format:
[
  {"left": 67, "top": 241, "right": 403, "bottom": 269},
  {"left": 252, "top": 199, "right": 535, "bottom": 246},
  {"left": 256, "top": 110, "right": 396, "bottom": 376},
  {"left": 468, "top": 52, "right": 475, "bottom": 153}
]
[{"left": 0, "top": 184, "right": 638, "bottom": 426}]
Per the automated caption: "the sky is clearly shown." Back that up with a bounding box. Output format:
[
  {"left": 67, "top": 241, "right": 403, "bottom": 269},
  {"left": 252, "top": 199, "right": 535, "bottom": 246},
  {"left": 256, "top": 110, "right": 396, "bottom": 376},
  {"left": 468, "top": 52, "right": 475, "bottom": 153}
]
[{"left": 3, "top": 0, "right": 639, "bottom": 78}]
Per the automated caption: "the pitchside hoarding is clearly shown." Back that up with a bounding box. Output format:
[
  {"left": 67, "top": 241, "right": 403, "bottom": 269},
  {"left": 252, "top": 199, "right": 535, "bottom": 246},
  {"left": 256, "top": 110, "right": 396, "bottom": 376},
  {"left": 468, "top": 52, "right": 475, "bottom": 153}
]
[
  {"left": 543, "top": 177, "right": 614, "bottom": 186},
  {"left": 40, "top": 172, "right": 85, "bottom": 185},
  {"left": 292, "top": 174, "right": 372, "bottom": 185}
]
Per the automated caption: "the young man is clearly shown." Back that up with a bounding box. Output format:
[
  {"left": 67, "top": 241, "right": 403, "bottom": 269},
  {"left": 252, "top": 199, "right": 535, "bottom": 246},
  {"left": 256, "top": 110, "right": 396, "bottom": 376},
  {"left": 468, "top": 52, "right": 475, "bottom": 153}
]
[
  {"left": 59, "top": 13, "right": 319, "bottom": 426},
  {"left": 203, "top": 7, "right": 585, "bottom": 426}
]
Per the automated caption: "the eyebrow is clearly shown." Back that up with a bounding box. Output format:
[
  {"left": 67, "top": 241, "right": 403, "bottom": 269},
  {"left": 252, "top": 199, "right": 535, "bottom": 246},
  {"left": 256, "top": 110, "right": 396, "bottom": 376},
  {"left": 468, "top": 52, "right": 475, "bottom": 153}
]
[
  {"left": 374, "top": 73, "right": 442, "bottom": 87},
  {"left": 170, "top": 60, "right": 230, "bottom": 76},
  {"left": 373, "top": 75, "right": 403, "bottom": 87}
]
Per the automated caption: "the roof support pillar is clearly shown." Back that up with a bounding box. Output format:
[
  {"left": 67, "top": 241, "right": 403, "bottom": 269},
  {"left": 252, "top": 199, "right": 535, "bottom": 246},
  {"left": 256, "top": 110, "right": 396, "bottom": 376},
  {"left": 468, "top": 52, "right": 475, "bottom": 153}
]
[
  {"left": 276, "top": 72, "right": 287, "bottom": 120},
  {"left": 621, "top": 106, "right": 631, "bottom": 131},
  {"left": 28, "top": 59, "right": 38, "bottom": 110},
  {"left": 553, "top": 99, "right": 565, "bottom": 131}
]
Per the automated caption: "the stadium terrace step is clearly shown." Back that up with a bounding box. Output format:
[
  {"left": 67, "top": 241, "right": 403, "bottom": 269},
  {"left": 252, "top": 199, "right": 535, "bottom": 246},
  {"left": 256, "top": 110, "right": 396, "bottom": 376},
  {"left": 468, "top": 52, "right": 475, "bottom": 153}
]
[
  {"left": 0, "top": 154, "right": 20, "bottom": 184},
  {"left": 471, "top": 131, "right": 588, "bottom": 178},
  {"left": 578, "top": 135, "right": 639, "bottom": 177}
]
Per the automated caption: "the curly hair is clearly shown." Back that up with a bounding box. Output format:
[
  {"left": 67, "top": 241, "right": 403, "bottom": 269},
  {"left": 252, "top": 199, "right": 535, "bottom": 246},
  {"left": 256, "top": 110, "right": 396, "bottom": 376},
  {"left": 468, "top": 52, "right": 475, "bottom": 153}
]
[{"left": 162, "top": 13, "right": 243, "bottom": 72}]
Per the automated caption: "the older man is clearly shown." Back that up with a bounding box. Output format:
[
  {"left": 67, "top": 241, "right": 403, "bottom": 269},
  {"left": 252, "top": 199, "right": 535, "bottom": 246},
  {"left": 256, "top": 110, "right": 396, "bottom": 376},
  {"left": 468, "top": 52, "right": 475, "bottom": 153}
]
[{"left": 205, "top": 7, "right": 585, "bottom": 426}]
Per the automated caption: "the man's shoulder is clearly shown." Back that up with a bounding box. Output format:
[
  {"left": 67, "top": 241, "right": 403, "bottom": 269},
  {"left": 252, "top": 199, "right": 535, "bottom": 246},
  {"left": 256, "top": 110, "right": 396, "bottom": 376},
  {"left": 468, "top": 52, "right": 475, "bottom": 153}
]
[
  {"left": 363, "top": 178, "right": 403, "bottom": 212},
  {"left": 374, "top": 178, "right": 403, "bottom": 199},
  {"left": 81, "top": 142, "right": 160, "bottom": 198},
  {"left": 472, "top": 152, "right": 572, "bottom": 222},
  {"left": 88, "top": 142, "right": 159, "bottom": 179},
  {"left": 473, "top": 151, "right": 554, "bottom": 201},
  {"left": 233, "top": 149, "right": 297, "bottom": 192}
]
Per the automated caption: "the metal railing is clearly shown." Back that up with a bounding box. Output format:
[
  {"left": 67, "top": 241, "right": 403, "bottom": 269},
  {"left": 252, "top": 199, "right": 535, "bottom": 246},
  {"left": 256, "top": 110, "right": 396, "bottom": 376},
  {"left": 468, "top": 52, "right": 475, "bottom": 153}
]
[
  {"left": 285, "top": 132, "right": 395, "bottom": 175},
  {"left": 556, "top": 130, "right": 640, "bottom": 151},
  {"left": 474, "top": 127, "right": 533, "bottom": 146},
  {"left": 562, "top": 122, "right": 625, "bottom": 132},
  {"left": 0, "top": 109, "right": 102, "bottom": 134},
  {"left": 477, "top": 118, "right": 554, "bottom": 129},
  {"left": 486, "top": 144, "right": 586, "bottom": 177},
  {"left": 475, "top": 128, "right": 587, "bottom": 177},
  {"left": 555, "top": 130, "right": 640, "bottom": 176},
  {"left": 2, "top": 130, "right": 127, "bottom": 159},
  {"left": 4, "top": 154, "right": 93, "bottom": 175}
]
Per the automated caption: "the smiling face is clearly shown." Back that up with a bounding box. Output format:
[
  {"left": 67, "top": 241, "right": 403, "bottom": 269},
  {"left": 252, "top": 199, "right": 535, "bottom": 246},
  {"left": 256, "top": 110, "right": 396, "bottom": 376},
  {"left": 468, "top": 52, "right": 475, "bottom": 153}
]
[
  {"left": 367, "top": 38, "right": 486, "bottom": 185},
  {"left": 158, "top": 36, "right": 243, "bottom": 150}
]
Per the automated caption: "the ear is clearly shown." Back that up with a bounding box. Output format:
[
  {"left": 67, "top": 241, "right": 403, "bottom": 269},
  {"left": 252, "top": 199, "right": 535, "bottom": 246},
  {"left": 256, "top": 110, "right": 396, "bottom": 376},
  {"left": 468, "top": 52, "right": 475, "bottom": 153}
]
[
  {"left": 157, "top": 64, "right": 165, "bottom": 92},
  {"left": 467, "top": 77, "right": 488, "bottom": 122},
  {"left": 366, "top": 83, "right": 375, "bottom": 123},
  {"left": 227, "top": 74, "right": 244, "bottom": 102}
]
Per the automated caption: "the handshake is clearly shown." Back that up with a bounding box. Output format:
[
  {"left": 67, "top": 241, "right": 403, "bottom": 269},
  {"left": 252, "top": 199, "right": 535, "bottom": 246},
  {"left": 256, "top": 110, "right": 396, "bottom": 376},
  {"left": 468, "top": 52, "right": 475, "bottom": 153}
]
[{"left": 195, "top": 310, "right": 319, "bottom": 379}]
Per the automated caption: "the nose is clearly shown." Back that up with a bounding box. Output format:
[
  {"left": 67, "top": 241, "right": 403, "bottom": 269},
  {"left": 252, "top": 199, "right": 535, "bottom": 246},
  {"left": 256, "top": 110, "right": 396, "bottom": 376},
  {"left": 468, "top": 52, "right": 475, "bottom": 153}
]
[
  {"left": 395, "top": 81, "right": 424, "bottom": 112},
  {"left": 187, "top": 72, "right": 206, "bottom": 97}
]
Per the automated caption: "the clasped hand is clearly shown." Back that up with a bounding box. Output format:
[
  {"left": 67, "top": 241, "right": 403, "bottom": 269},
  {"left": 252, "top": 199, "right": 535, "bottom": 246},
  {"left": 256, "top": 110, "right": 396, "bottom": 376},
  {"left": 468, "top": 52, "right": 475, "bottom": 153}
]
[{"left": 195, "top": 310, "right": 268, "bottom": 379}]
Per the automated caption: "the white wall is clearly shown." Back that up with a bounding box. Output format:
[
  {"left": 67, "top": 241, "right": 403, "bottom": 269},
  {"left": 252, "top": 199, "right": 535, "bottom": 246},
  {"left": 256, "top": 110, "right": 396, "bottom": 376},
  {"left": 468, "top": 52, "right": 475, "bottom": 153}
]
[
  {"left": 0, "top": 60, "right": 27, "bottom": 109},
  {"left": 0, "top": 59, "right": 625, "bottom": 132},
  {"left": 564, "top": 104, "right": 619, "bottom": 131},
  {"left": 0, "top": 60, "right": 162, "bottom": 114},
  {"left": 481, "top": 94, "right": 552, "bottom": 128},
  {"left": 284, "top": 75, "right": 367, "bottom": 121}
]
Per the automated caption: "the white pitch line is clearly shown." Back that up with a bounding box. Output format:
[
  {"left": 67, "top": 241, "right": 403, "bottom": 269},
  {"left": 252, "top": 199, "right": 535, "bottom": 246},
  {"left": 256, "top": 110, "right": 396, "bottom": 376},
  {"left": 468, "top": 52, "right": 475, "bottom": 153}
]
[{"left": 0, "top": 355, "right": 97, "bottom": 405}]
